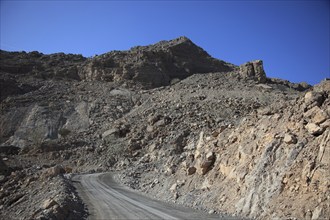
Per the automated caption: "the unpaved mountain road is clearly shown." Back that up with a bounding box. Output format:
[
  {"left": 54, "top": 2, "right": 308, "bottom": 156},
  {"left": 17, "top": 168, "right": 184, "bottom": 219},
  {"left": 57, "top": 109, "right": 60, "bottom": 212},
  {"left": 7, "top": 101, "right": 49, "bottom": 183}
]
[{"left": 73, "top": 173, "right": 236, "bottom": 220}]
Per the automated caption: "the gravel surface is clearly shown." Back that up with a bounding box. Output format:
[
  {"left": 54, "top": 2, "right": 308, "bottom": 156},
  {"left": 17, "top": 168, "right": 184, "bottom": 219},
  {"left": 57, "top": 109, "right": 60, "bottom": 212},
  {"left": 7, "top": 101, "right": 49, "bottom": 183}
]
[{"left": 73, "top": 173, "right": 237, "bottom": 220}]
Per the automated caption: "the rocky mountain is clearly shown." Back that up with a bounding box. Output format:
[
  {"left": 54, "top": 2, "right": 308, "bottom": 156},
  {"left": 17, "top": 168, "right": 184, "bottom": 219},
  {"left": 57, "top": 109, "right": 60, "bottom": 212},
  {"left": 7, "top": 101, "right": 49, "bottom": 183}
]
[{"left": 0, "top": 37, "right": 328, "bottom": 219}]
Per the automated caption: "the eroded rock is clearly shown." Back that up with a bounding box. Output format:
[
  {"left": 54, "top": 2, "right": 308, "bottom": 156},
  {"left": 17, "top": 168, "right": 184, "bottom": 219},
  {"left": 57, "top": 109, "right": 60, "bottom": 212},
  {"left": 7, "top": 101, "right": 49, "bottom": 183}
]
[{"left": 239, "top": 60, "right": 267, "bottom": 83}]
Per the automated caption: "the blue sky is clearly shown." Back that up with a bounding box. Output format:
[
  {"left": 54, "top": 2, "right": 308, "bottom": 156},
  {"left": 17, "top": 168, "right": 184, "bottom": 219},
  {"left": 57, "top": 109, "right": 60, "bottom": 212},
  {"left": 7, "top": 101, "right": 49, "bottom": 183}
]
[{"left": 1, "top": 0, "right": 329, "bottom": 85}]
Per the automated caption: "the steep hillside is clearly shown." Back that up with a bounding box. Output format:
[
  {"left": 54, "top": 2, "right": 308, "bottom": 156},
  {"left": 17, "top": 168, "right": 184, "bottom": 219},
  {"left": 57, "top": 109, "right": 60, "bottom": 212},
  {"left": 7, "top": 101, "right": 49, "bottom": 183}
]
[
  {"left": 119, "top": 77, "right": 329, "bottom": 219},
  {"left": 0, "top": 37, "right": 328, "bottom": 219}
]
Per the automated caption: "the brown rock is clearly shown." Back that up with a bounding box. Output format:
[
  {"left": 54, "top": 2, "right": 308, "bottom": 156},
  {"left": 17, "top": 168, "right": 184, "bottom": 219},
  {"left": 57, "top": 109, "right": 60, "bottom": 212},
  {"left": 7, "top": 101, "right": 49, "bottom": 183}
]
[
  {"left": 211, "top": 131, "right": 220, "bottom": 137},
  {"left": 187, "top": 167, "right": 196, "bottom": 175},
  {"left": 64, "top": 166, "right": 73, "bottom": 173},
  {"left": 200, "top": 162, "right": 213, "bottom": 173},
  {"left": 42, "top": 165, "right": 65, "bottom": 178},
  {"left": 199, "top": 152, "right": 216, "bottom": 175},
  {"left": 206, "top": 152, "right": 215, "bottom": 161},
  {"left": 239, "top": 60, "right": 267, "bottom": 83}
]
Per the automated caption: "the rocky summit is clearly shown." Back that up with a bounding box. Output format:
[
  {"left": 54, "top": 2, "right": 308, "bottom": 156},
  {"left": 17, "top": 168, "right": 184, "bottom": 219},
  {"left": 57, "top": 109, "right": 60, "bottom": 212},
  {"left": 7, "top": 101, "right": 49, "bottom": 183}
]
[{"left": 0, "top": 37, "right": 329, "bottom": 219}]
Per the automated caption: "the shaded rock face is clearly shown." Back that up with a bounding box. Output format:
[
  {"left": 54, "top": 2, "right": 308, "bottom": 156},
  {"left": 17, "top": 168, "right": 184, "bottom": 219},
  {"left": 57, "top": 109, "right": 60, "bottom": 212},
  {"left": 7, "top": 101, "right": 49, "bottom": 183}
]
[
  {"left": 239, "top": 60, "right": 267, "bottom": 83},
  {"left": 78, "top": 37, "right": 235, "bottom": 88},
  {"left": 0, "top": 75, "right": 38, "bottom": 101},
  {"left": 0, "top": 50, "right": 86, "bottom": 80}
]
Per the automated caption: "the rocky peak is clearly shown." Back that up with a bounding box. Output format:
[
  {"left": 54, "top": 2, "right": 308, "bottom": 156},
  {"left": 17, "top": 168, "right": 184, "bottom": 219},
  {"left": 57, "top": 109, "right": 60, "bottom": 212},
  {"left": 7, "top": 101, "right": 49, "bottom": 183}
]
[
  {"left": 78, "top": 37, "right": 236, "bottom": 88},
  {"left": 1, "top": 37, "right": 237, "bottom": 89},
  {"left": 131, "top": 36, "right": 194, "bottom": 51}
]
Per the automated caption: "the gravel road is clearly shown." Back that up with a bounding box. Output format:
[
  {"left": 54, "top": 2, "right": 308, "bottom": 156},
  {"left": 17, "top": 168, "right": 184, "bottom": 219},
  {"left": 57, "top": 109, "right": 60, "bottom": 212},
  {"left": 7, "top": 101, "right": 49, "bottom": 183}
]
[{"left": 73, "top": 173, "right": 235, "bottom": 220}]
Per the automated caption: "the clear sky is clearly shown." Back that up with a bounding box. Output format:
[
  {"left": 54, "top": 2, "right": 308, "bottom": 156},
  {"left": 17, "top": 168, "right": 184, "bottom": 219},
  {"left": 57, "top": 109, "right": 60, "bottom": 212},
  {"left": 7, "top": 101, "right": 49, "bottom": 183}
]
[{"left": 1, "top": 0, "right": 329, "bottom": 85}]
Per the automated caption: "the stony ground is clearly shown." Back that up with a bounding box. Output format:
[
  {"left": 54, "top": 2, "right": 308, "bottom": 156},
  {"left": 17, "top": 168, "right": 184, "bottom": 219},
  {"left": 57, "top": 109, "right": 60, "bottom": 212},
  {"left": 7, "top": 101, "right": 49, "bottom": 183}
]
[
  {"left": 0, "top": 37, "right": 328, "bottom": 219},
  {"left": 118, "top": 76, "right": 329, "bottom": 219},
  {"left": 0, "top": 153, "right": 87, "bottom": 220},
  {"left": 116, "top": 73, "right": 329, "bottom": 219}
]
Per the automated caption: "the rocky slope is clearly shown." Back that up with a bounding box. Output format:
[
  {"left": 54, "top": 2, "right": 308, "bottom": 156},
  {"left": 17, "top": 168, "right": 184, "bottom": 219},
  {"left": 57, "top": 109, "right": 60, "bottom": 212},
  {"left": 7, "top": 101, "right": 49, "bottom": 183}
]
[
  {"left": 118, "top": 77, "right": 329, "bottom": 219},
  {"left": 1, "top": 37, "right": 328, "bottom": 219}
]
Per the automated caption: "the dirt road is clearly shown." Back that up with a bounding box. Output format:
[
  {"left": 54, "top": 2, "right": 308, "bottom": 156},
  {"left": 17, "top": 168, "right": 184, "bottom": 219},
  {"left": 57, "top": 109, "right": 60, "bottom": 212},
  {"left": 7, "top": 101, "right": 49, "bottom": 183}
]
[{"left": 73, "top": 173, "right": 235, "bottom": 220}]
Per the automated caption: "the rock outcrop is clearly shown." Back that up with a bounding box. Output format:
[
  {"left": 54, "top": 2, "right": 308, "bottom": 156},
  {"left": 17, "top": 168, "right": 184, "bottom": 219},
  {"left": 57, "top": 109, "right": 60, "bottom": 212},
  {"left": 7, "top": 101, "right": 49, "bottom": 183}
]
[
  {"left": 239, "top": 60, "right": 267, "bottom": 83},
  {"left": 78, "top": 36, "right": 235, "bottom": 88}
]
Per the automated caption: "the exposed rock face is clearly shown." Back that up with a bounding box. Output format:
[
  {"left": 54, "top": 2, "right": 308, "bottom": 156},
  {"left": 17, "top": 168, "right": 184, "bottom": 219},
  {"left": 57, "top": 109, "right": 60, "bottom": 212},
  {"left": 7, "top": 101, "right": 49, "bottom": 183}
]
[
  {"left": 0, "top": 37, "right": 325, "bottom": 220},
  {"left": 78, "top": 36, "right": 235, "bottom": 88},
  {"left": 119, "top": 78, "right": 330, "bottom": 220},
  {"left": 0, "top": 75, "right": 38, "bottom": 101},
  {"left": 0, "top": 37, "right": 235, "bottom": 90},
  {"left": 239, "top": 60, "right": 267, "bottom": 83}
]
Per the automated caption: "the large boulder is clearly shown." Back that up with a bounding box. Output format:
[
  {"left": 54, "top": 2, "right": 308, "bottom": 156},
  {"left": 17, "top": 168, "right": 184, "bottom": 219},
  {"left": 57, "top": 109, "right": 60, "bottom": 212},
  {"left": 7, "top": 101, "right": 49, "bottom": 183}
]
[
  {"left": 304, "top": 91, "right": 325, "bottom": 107},
  {"left": 239, "top": 60, "right": 267, "bottom": 83}
]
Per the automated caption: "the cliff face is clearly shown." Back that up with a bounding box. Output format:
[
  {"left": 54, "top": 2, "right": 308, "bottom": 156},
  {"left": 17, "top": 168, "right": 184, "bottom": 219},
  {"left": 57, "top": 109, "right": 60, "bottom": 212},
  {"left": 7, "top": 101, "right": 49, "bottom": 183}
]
[{"left": 1, "top": 37, "right": 327, "bottom": 220}]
